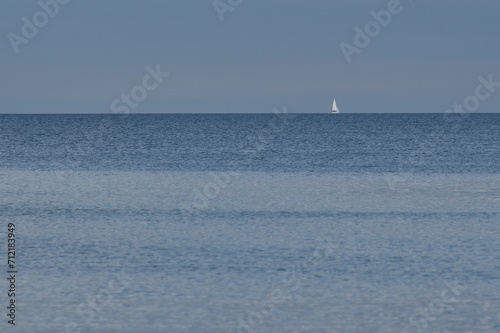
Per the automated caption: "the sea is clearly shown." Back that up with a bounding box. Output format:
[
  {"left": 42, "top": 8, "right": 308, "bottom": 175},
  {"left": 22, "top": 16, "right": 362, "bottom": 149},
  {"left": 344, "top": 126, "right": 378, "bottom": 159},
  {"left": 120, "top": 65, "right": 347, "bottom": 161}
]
[{"left": 0, "top": 113, "right": 499, "bottom": 333}]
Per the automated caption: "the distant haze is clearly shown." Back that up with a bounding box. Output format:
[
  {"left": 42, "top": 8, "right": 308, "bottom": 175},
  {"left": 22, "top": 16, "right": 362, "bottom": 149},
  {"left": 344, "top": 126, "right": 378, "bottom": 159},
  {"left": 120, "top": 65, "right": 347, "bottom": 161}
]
[{"left": 1, "top": 0, "right": 499, "bottom": 113}]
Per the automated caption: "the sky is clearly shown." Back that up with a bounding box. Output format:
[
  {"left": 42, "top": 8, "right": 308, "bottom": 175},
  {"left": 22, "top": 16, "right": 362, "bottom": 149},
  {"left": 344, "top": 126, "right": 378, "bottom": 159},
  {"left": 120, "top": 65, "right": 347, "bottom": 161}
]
[{"left": 1, "top": 0, "right": 499, "bottom": 113}]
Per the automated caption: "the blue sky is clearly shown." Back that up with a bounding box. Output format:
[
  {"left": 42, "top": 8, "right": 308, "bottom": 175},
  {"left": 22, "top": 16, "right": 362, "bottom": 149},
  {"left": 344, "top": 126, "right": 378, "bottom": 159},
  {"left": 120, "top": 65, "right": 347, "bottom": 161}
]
[{"left": 1, "top": 0, "right": 499, "bottom": 113}]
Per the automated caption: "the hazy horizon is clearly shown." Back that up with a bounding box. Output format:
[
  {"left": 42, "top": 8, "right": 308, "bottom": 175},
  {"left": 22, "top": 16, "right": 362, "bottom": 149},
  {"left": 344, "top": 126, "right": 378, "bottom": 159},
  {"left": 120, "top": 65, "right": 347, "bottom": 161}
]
[{"left": 2, "top": 0, "right": 500, "bottom": 114}]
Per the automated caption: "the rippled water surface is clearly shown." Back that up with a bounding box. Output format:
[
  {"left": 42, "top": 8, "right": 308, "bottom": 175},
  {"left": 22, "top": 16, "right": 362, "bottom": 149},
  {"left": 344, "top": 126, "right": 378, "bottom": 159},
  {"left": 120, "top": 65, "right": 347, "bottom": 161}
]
[{"left": 1, "top": 114, "right": 499, "bottom": 332}]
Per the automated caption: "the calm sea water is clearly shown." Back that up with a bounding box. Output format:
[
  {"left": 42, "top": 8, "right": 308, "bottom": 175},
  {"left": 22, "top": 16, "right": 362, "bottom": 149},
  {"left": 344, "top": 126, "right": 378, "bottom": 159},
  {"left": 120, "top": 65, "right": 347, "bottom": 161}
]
[{"left": 1, "top": 114, "right": 499, "bottom": 332}]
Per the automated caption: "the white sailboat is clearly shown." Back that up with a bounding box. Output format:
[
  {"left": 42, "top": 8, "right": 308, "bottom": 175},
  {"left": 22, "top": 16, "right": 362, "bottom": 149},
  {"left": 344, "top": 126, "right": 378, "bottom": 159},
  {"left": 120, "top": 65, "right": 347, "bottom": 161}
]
[{"left": 331, "top": 98, "right": 340, "bottom": 114}]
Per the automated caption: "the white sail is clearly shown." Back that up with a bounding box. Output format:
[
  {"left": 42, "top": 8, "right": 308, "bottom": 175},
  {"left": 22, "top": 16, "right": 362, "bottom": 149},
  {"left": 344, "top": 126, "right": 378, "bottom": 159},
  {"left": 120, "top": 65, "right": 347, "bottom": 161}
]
[{"left": 331, "top": 99, "right": 340, "bottom": 114}]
